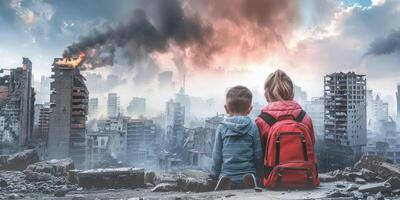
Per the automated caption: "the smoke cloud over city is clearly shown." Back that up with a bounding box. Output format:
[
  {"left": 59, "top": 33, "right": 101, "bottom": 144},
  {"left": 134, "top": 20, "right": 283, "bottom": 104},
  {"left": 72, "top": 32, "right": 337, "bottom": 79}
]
[{"left": 364, "top": 28, "right": 400, "bottom": 57}]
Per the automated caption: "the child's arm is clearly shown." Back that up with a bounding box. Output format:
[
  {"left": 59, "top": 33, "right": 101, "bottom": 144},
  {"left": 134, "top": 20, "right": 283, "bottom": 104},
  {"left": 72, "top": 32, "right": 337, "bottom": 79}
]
[
  {"left": 252, "top": 125, "right": 263, "bottom": 180},
  {"left": 210, "top": 126, "right": 223, "bottom": 180}
]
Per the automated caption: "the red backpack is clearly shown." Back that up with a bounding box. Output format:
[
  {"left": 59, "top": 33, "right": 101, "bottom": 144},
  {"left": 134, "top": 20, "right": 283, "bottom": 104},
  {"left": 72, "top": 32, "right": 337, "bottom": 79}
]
[{"left": 259, "top": 110, "right": 320, "bottom": 189}]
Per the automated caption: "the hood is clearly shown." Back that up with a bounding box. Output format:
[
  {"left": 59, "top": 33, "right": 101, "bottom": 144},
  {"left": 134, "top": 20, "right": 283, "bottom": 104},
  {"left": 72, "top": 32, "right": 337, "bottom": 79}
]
[
  {"left": 220, "top": 115, "right": 253, "bottom": 137},
  {"left": 261, "top": 100, "right": 303, "bottom": 119}
]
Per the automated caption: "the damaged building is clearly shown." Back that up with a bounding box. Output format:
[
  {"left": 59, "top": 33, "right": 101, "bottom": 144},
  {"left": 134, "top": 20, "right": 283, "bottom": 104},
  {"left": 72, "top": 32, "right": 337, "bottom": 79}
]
[
  {"left": 0, "top": 58, "right": 35, "bottom": 148},
  {"left": 321, "top": 72, "right": 367, "bottom": 171},
  {"left": 47, "top": 54, "right": 89, "bottom": 168}
]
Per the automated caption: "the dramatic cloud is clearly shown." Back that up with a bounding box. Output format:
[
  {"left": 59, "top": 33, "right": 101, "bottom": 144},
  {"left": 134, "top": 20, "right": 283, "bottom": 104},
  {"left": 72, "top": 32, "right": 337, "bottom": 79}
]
[{"left": 364, "top": 28, "right": 400, "bottom": 56}]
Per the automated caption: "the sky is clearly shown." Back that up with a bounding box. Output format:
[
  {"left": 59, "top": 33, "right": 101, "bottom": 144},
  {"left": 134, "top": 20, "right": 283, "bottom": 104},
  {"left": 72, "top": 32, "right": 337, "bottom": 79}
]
[{"left": 0, "top": 0, "right": 399, "bottom": 116}]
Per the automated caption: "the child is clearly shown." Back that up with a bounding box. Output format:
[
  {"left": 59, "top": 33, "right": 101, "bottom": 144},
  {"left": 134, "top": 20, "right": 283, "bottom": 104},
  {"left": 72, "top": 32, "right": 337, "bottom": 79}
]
[
  {"left": 256, "top": 70, "right": 318, "bottom": 189},
  {"left": 211, "top": 85, "right": 262, "bottom": 190}
]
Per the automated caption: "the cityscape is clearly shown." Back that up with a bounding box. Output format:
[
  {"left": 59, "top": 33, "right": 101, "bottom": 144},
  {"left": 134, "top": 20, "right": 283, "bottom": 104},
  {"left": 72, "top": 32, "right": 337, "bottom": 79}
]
[
  {"left": 1, "top": 0, "right": 400, "bottom": 199},
  {"left": 1, "top": 62, "right": 400, "bottom": 173}
]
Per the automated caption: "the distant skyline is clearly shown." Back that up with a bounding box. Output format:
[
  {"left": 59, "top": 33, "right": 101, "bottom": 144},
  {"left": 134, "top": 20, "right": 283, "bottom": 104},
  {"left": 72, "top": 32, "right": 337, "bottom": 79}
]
[{"left": 1, "top": 0, "right": 399, "bottom": 115}]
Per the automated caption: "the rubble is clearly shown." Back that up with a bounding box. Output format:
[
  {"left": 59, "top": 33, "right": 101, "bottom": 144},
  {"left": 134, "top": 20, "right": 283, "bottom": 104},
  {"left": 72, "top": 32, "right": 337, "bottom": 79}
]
[
  {"left": 0, "top": 150, "right": 39, "bottom": 171},
  {"left": 26, "top": 158, "right": 74, "bottom": 176},
  {"left": 358, "top": 182, "right": 391, "bottom": 193},
  {"left": 354, "top": 155, "right": 400, "bottom": 180},
  {"left": 177, "top": 170, "right": 215, "bottom": 192},
  {"left": 76, "top": 167, "right": 144, "bottom": 189},
  {"left": 151, "top": 183, "right": 180, "bottom": 192}
]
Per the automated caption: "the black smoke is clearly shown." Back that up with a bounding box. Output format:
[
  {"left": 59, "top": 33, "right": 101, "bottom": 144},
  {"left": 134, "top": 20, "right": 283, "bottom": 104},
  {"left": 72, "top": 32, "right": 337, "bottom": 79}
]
[
  {"left": 364, "top": 28, "right": 400, "bottom": 57},
  {"left": 62, "top": 0, "right": 214, "bottom": 84}
]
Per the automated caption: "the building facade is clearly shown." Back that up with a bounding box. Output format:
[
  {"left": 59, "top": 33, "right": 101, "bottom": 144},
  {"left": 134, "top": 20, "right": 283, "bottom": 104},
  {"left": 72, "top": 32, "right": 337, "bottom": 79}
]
[
  {"left": 88, "top": 98, "right": 99, "bottom": 119},
  {"left": 304, "top": 97, "right": 325, "bottom": 140},
  {"left": 126, "top": 119, "right": 157, "bottom": 167},
  {"left": 165, "top": 99, "right": 185, "bottom": 151},
  {"left": 0, "top": 58, "right": 35, "bottom": 147},
  {"left": 323, "top": 72, "right": 367, "bottom": 167},
  {"left": 107, "top": 93, "right": 120, "bottom": 118},
  {"left": 47, "top": 56, "right": 89, "bottom": 168}
]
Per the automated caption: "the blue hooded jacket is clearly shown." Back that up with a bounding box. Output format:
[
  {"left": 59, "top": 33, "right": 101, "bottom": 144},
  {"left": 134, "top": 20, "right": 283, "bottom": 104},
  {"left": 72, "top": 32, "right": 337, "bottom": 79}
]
[{"left": 211, "top": 115, "right": 262, "bottom": 183}]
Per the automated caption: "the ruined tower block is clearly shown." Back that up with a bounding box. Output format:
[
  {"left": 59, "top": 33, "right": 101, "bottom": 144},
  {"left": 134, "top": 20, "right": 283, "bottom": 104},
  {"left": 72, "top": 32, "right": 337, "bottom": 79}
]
[
  {"left": 48, "top": 56, "right": 88, "bottom": 168},
  {"left": 0, "top": 58, "right": 34, "bottom": 147},
  {"left": 323, "top": 72, "right": 367, "bottom": 164}
]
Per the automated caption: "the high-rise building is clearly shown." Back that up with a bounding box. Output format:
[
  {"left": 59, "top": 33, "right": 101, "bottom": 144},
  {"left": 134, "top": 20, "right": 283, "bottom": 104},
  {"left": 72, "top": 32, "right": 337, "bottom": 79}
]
[
  {"left": 88, "top": 98, "right": 99, "bottom": 119},
  {"left": 47, "top": 56, "right": 89, "bottom": 168},
  {"left": 38, "top": 106, "right": 50, "bottom": 140},
  {"left": 127, "top": 97, "right": 146, "bottom": 116},
  {"left": 367, "top": 90, "right": 388, "bottom": 134},
  {"left": 176, "top": 88, "right": 191, "bottom": 126},
  {"left": 126, "top": 119, "right": 157, "bottom": 166},
  {"left": 304, "top": 97, "right": 325, "bottom": 140},
  {"left": 165, "top": 99, "right": 185, "bottom": 150},
  {"left": 0, "top": 58, "right": 35, "bottom": 147},
  {"left": 38, "top": 76, "right": 51, "bottom": 104},
  {"left": 107, "top": 93, "right": 120, "bottom": 118},
  {"left": 323, "top": 72, "right": 367, "bottom": 165}
]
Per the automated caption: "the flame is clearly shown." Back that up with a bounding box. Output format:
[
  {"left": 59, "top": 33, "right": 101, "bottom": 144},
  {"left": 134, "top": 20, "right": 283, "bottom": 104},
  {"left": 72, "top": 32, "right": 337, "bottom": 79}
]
[{"left": 55, "top": 52, "right": 86, "bottom": 68}]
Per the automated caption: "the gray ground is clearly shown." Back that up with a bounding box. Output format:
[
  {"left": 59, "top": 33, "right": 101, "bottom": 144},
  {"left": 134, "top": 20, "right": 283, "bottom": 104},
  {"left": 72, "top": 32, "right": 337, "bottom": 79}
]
[{"left": 21, "top": 182, "right": 339, "bottom": 200}]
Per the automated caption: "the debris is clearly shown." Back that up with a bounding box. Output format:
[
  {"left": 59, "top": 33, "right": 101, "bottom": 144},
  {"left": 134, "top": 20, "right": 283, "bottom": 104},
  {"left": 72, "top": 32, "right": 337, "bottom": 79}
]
[
  {"left": 374, "top": 192, "right": 384, "bottom": 200},
  {"left": 360, "top": 168, "right": 377, "bottom": 181},
  {"left": 76, "top": 167, "right": 144, "bottom": 189},
  {"left": 319, "top": 173, "right": 337, "bottom": 182},
  {"left": 0, "top": 150, "right": 39, "bottom": 171},
  {"left": 144, "top": 170, "right": 156, "bottom": 184},
  {"left": 345, "top": 184, "right": 358, "bottom": 192},
  {"left": 358, "top": 182, "right": 391, "bottom": 193},
  {"left": 177, "top": 170, "right": 215, "bottom": 192},
  {"left": 151, "top": 183, "right": 179, "bottom": 192},
  {"left": 326, "top": 189, "right": 351, "bottom": 198},
  {"left": 354, "top": 177, "right": 366, "bottom": 184},
  {"left": 27, "top": 159, "right": 74, "bottom": 177},
  {"left": 54, "top": 188, "right": 69, "bottom": 197},
  {"left": 386, "top": 177, "right": 400, "bottom": 190}
]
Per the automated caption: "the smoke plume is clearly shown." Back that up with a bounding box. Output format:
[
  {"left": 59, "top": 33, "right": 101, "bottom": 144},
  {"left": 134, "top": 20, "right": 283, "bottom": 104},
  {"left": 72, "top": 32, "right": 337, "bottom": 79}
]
[
  {"left": 364, "top": 28, "right": 400, "bottom": 57},
  {"left": 62, "top": 0, "right": 301, "bottom": 83}
]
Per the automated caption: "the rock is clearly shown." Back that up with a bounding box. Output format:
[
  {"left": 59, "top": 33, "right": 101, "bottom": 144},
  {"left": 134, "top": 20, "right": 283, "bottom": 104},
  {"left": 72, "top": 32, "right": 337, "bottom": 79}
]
[
  {"left": 366, "top": 196, "right": 376, "bottom": 200},
  {"left": 54, "top": 188, "right": 69, "bottom": 197},
  {"left": 335, "top": 182, "right": 347, "bottom": 188},
  {"left": 0, "top": 150, "right": 39, "bottom": 171},
  {"left": 24, "top": 171, "right": 53, "bottom": 182},
  {"left": 345, "top": 184, "right": 358, "bottom": 192},
  {"left": 77, "top": 167, "right": 144, "bottom": 189},
  {"left": 374, "top": 192, "right": 384, "bottom": 200},
  {"left": 360, "top": 168, "right": 377, "bottom": 181},
  {"left": 319, "top": 173, "right": 337, "bottom": 182},
  {"left": 343, "top": 171, "right": 362, "bottom": 182},
  {"left": 354, "top": 155, "right": 400, "bottom": 180},
  {"left": 67, "top": 169, "right": 80, "bottom": 184},
  {"left": 0, "top": 179, "right": 7, "bottom": 187},
  {"left": 144, "top": 171, "right": 156, "bottom": 184},
  {"left": 386, "top": 177, "right": 400, "bottom": 190},
  {"left": 326, "top": 189, "right": 351, "bottom": 198},
  {"left": 6, "top": 193, "right": 20, "bottom": 199},
  {"left": 392, "top": 189, "right": 400, "bottom": 195},
  {"left": 176, "top": 170, "right": 215, "bottom": 192},
  {"left": 351, "top": 191, "right": 364, "bottom": 199},
  {"left": 358, "top": 182, "right": 391, "bottom": 193},
  {"left": 27, "top": 159, "right": 74, "bottom": 177},
  {"left": 354, "top": 177, "right": 366, "bottom": 184},
  {"left": 151, "top": 183, "right": 179, "bottom": 192},
  {"left": 153, "top": 173, "right": 179, "bottom": 185},
  {"left": 330, "top": 169, "right": 344, "bottom": 179}
]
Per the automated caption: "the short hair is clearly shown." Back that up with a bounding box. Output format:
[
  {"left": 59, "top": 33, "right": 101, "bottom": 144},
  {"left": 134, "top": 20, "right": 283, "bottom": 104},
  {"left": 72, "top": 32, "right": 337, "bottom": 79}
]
[
  {"left": 264, "top": 69, "right": 294, "bottom": 102},
  {"left": 226, "top": 86, "right": 252, "bottom": 113}
]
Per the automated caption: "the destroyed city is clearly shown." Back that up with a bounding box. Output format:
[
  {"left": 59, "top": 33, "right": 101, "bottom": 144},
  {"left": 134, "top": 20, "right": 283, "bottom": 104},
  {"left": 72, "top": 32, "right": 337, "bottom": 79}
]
[{"left": 1, "top": 0, "right": 400, "bottom": 199}]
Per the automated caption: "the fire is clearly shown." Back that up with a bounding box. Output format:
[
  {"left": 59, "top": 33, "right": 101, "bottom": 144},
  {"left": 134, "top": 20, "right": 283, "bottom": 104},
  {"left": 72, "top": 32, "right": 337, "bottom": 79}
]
[{"left": 55, "top": 52, "right": 86, "bottom": 68}]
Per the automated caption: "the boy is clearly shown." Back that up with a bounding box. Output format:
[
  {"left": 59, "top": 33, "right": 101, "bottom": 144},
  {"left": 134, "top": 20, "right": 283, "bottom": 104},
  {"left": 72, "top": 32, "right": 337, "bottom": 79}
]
[{"left": 211, "top": 85, "right": 262, "bottom": 190}]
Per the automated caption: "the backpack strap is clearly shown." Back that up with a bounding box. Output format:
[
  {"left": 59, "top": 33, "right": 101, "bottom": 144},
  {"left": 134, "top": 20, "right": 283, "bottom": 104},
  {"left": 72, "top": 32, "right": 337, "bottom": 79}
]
[
  {"left": 258, "top": 112, "right": 277, "bottom": 126},
  {"left": 295, "top": 110, "right": 306, "bottom": 123}
]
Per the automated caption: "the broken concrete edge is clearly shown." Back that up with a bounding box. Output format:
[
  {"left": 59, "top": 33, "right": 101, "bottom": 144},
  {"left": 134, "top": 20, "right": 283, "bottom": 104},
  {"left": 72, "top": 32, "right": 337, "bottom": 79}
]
[
  {"left": 75, "top": 167, "right": 145, "bottom": 189},
  {"left": 0, "top": 149, "right": 39, "bottom": 171},
  {"left": 26, "top": 158, "right": 75, "bottom": 177}
]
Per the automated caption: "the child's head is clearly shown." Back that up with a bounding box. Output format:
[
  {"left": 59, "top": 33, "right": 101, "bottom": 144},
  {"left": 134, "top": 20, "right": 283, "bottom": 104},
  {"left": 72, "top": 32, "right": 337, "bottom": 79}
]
[
  {"left": 264, "top": 69, "right": 294, "bottom": 102},
  {"left": 225, "top": 85, "right": 253, "bottom": 116}
]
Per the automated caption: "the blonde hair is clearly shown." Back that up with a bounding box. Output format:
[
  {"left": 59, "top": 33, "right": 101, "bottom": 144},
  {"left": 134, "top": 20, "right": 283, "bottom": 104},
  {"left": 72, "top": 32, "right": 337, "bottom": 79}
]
[{"left": 264, "top": 69, "right": 294, "bottom": 102}]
